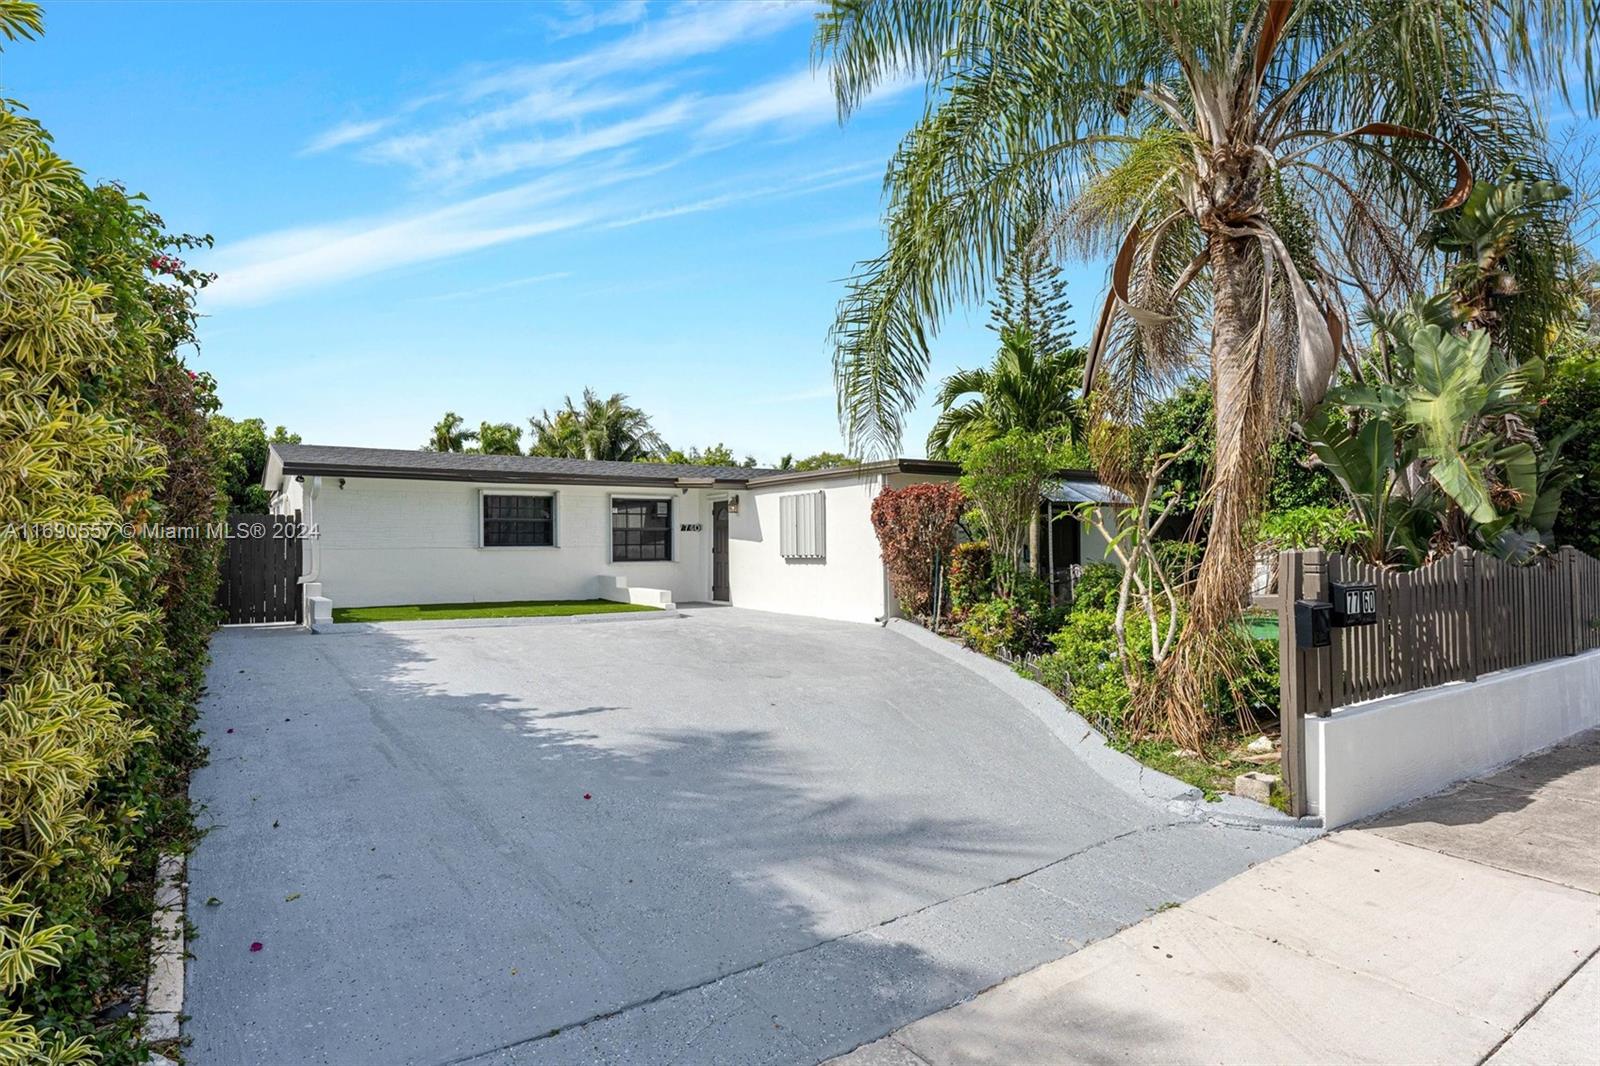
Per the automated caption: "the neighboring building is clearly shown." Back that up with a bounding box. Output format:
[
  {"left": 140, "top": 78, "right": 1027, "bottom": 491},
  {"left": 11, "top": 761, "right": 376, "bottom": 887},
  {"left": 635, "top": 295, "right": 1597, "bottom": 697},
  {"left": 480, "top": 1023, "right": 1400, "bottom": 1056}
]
[{"left": 262, "top": 444, "right": 1119, "bottom": 625}]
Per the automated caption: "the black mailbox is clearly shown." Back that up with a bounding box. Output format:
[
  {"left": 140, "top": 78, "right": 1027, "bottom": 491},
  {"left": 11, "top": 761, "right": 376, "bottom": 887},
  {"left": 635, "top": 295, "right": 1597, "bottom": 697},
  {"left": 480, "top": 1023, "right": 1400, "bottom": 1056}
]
[
  {"left": 1294, "top": 600, "right": 1332, "bottom": 648},
  {"left": 1330, "top": 581, "right": 1378, "bottom": 627}
]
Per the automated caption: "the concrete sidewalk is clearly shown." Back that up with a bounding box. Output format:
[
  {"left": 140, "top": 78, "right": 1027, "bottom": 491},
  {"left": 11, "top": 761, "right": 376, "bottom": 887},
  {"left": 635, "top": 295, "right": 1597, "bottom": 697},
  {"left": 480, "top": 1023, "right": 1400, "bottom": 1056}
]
[{"left": 837, "top": 729, "right": 1600, "bottom": 1065}]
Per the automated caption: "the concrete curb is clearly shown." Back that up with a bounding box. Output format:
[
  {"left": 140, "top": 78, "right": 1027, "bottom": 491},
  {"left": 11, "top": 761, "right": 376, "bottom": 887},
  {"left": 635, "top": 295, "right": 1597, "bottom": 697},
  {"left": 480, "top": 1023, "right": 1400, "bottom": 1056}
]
[
  {"left": 885, "top": 619, "right": 1321, "bottom": 832},
  {"left": 143, "top": 853, "right": 185, "bottom": 1044},
  {"left": 313, "top": 608, "right": 680, "bottom": 635}
]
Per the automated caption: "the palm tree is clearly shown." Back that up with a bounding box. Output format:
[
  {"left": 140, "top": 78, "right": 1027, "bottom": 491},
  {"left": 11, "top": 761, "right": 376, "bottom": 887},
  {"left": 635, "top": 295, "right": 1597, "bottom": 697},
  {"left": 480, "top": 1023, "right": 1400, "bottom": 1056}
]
[
  {"left": 927, "top": 327, "right": 1083, "bottom": 459},
  {"left": 424, "top": 411, "right": 477, "bottom": 452},
  {"left": 475, "top": 421, "right": 524, "bottom": 456},
  {"left": 528, "top": 405, "right": 583, "bottom": 458},
  {"left": 529, "top": 389, "right": 665, "bottom": 461},
  {"left": 818, "top": 0, "right": 1593, "bottom": 745}
]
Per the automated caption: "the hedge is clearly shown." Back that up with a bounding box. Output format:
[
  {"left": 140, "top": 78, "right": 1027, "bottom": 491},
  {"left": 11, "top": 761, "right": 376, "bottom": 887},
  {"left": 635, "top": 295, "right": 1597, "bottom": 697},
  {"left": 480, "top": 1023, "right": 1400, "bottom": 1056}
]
[{"left": 1, "top": 27, "right": 224, "bottom": 1062}]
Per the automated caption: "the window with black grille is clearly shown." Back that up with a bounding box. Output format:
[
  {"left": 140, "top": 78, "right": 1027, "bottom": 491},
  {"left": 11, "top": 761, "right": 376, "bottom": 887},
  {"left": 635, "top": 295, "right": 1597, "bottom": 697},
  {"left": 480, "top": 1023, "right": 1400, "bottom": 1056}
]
[
  {"left": 611, "top": 497, "right": 671, "bottom": 561},
  {"left": 481, "top": 494, "right": 554, "bottom": 547}
]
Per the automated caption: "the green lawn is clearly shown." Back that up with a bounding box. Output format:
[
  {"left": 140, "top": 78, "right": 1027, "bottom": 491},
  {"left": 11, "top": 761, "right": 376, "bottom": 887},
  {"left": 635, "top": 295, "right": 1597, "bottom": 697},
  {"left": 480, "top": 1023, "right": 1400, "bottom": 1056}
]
[
  {"left": 1240, "top": 614, "right": 1279, "bottom": 641},
  {"left": 332, "top": 599, "right": 658, "bottom": 623}
]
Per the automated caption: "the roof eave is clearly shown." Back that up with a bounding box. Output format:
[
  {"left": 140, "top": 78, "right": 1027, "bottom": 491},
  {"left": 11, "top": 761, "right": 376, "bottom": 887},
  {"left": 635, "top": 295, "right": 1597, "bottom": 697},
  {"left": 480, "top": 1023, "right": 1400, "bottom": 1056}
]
[
  {"left": 275, "top": 459, "right": 704, "bottom": 489},
  {"left": 744, "top": 458, "right": 961, "bottom": 488}
]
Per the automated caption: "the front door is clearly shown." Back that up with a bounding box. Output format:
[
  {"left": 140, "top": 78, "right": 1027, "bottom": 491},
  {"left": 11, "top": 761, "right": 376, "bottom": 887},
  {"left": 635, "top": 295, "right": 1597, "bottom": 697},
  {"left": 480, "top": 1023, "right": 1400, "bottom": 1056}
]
[{"left": 711, "top": 501, "right": 730, "bottom": 601}]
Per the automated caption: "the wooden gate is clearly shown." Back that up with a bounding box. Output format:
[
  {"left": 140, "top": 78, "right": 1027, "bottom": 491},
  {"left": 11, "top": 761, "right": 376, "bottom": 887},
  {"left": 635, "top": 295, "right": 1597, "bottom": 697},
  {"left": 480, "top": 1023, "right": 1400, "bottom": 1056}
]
[{"left": 217, "top": 513, "right": 303, "bottom": 624}]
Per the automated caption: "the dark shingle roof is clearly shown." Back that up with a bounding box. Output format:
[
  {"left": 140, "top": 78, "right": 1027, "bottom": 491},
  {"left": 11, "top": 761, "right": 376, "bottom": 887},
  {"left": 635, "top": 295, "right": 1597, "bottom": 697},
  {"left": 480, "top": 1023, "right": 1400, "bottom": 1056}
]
[{"left": 271, "top": 444, "right": 775, "bottom": 485}]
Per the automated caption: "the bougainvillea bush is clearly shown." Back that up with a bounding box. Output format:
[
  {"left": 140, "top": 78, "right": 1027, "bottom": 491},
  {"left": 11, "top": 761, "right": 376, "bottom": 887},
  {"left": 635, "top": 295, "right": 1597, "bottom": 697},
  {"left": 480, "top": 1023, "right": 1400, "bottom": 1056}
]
[
  {"left": 870, "top": 482, "right": 967, "bottom": 616},
  {"left": 1, "top": 9, "right": 224, "bottom": 1058}
]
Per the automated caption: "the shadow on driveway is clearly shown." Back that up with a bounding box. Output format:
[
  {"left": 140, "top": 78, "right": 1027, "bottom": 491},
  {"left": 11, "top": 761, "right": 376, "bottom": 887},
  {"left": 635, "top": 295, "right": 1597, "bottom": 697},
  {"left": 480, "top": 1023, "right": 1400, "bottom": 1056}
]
[{"left": 186, "top": 610, "right": 1295, "bottom": 1065}]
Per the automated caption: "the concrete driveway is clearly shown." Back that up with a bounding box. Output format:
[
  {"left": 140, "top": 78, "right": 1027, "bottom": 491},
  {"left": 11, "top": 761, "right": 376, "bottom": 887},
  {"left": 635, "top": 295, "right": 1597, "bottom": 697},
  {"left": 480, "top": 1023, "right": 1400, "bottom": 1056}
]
[{"left": 186, "top": 608, "right": 1305, "bottom": 1065}]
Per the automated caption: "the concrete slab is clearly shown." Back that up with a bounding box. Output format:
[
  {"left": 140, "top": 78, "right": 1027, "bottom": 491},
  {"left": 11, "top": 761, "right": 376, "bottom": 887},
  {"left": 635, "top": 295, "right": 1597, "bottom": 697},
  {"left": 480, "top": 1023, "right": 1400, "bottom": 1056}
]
[
  {"left": 1365, "top": 778, "right": 1600, "bottom": 893},
  {"left": 1474, "top": 728, "right": 1600, "bottom": 802},
  {"left": 186, "top": 608, "right": 1302, "bottom": 1065},
  {"left": 1486, "top": 953, "right": 1600, "bottom": 1066},
  {"left": 828, "top": 1037, "right": 926, "bottom": 1066},
  {"left": 889, "top": 905, "right": 1501, "bottom": 1065},
  {"left": 1184, "top": 832, "right": 1600, "bottom": 1030},
  {"left": 840, "top": 726, "right": 1600, "bottom": 1066}
]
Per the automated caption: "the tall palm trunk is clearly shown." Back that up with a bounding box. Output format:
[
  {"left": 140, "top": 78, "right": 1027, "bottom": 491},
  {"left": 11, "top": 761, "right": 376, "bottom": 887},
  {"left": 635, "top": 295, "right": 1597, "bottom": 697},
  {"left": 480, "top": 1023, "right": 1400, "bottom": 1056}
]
[
  {"left": 1143, "top": 144, "right": 1275, "bottom": 749},
  {"left": 1196, "top": 231, "right": 1272, "bottom": 630}
]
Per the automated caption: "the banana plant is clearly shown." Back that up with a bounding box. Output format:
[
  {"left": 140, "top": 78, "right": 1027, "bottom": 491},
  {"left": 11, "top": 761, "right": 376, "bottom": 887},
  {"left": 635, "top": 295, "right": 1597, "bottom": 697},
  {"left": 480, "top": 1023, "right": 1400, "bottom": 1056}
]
[{"left": 1303, "top": 307, "right": 1558, "bottom": 562}]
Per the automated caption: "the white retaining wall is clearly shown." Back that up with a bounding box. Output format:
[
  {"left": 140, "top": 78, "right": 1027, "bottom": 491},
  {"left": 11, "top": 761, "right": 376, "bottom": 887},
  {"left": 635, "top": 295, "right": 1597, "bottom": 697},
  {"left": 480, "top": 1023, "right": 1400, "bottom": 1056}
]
[{"left": 1306, "top": 648, "right": 1600, "bottom": 827}]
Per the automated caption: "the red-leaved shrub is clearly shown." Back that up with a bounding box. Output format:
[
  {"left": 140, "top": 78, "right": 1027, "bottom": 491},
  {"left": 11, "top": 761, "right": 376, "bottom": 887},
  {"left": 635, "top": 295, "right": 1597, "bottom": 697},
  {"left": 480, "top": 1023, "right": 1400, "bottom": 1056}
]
[{"left": 870, "top": 482, "right": 967, "bottom": 616}]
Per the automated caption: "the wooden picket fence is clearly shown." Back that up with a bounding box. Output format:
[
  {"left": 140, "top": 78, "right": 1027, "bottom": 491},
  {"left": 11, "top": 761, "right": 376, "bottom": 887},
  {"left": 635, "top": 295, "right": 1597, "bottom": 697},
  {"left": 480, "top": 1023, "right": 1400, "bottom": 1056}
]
[{"left": 1276, "top": 545, "right": 1600, "bottom": 816}]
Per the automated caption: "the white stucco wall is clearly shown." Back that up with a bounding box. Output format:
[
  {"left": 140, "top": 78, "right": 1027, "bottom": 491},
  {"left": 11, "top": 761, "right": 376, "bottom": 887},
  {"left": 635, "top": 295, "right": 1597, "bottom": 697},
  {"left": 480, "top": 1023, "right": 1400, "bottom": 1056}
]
[
  {"left": 288, "top": 476, "right": 712, "bottom": 608},
  {"left": 1079, "top": 505, "right": 1116, "bottom": 564},
  {"left": 271, "top": 476, "right": 305, "bottom": 517},
  {"left": 723, "top": 474, "right": 893, "bottom": 624},
  {"left": 1305, "top": 649, "right": 1600, "bottom": 827},
  {"left": 266, "top": 464, "right": 1122, "bottom": 623}
]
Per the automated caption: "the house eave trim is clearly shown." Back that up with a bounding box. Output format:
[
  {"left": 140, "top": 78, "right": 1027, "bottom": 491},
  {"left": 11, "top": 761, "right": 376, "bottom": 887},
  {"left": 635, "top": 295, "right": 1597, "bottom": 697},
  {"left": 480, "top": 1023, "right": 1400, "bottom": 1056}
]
[{"left": 276, "top": 460, "right": 697, "bottom": 489}]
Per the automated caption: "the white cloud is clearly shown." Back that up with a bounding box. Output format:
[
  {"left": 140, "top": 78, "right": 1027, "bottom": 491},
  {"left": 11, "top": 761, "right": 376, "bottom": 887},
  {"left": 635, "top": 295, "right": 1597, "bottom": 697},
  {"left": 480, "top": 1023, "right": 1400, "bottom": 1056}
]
[
  {"left": 416, "top": 98, "right": 696, "bottom": 185},
  {"left": 473, "top": 0, "right": 808, "bottom": 96},
  {"left": 705, "top": 68, "right": 835, "bottom": 134},
  {"left": 601, "top": 161, "right": 879, "bottom": 230},
  {"left": 242, "top": 2, "right": 907, "bottom": 309},
  {"left": 542, "top": 0, "right": 649, "bottom": 40},
  {"left": 309, "top": 2, "right": 811, "bottom": 186},
  {"left": 706, "top": 66, "right": 922, "bottom": 136},
  {"left": 203, "top": 171, "right": 609, "bottom": 307},
  {"left": 203, "top": 156, "right": 879, "bottom": 308},
  {"left": 301, "top": 117, "right": 392, "bottom": 155}
]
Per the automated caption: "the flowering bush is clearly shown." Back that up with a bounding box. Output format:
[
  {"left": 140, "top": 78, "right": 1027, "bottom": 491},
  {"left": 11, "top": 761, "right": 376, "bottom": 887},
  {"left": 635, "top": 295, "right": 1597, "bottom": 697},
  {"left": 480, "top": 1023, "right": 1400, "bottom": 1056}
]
[{"left": 870, "top": 482, "right": 967, "bottom": 616}]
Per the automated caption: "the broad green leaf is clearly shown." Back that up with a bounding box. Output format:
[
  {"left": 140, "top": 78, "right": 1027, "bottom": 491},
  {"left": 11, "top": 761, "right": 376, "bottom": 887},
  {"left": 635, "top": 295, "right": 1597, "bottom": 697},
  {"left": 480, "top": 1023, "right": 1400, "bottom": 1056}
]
[{"left": 1429, "top": 454, "right": 1496, "bottom": 524}]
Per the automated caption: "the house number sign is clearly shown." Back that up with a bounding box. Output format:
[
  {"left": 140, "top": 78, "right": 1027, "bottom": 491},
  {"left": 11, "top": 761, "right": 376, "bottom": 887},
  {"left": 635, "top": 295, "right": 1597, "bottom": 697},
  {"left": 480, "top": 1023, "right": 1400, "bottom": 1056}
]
[
  {"left": 1330, "top": 582, "right": 1378, "bottom": 627},
  {"left": 680, "top": 522, "right": 703, "bottom": 532}
]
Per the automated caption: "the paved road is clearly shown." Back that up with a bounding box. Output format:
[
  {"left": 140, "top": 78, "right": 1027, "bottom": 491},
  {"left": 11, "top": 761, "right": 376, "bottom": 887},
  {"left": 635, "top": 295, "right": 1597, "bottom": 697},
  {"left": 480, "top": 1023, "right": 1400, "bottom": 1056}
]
[{"left": 186, "top": 608, "right": 1307, "bottom": 1065}]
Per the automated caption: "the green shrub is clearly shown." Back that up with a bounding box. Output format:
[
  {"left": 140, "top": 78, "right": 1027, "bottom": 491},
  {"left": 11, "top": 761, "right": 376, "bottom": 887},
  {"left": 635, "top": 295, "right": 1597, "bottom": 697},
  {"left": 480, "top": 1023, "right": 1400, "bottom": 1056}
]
[
  {"left": 947, "top": 540, "right": 994, "bottom": 614},
  {"left": 1067, "top": 562, "right": 1120, "bottom": 611},
  {"left": 1035, "top": 607, "right": 1132, "bottom": 725},
  {"left": 959, "top": 598, "right": 1033, "bottom": 657},
  {"left": 956, "top": 560, "right": 1066, "bottom": 656},
  {"left": 1259, "top": 505, "right": 1368, "bottom": 552},
  {"left": 1536, "top": 341, "right": 1600, "bottom": 556}
]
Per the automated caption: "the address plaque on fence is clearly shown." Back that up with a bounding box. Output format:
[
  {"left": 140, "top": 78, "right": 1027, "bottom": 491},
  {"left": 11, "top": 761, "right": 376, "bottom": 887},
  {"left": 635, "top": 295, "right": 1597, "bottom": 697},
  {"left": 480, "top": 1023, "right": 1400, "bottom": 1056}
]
[{"left": 1330, "top": 581, "right": 1378, "bottom": 627}]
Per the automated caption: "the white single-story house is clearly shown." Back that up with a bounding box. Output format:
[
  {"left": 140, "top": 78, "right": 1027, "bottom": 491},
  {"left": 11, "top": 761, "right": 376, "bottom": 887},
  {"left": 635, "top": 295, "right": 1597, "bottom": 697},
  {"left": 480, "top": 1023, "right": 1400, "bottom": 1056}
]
[{"left": 262, "top": 444, "right": 1119, "bottom": 625}]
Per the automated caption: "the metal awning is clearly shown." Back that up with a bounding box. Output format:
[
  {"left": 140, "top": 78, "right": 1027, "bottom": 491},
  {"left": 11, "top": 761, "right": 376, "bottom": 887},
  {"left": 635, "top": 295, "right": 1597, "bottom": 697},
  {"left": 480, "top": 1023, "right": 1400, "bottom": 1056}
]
[{"left": 1043, "top": 478, "right": 1127, "bottom": 506}]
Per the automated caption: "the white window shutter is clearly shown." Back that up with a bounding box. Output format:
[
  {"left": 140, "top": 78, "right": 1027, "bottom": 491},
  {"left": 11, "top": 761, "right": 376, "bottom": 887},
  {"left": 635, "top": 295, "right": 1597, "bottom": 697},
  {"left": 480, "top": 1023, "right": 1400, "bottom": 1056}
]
[{"left": 779, "top": 491, "right": 824, "bottom": 559}]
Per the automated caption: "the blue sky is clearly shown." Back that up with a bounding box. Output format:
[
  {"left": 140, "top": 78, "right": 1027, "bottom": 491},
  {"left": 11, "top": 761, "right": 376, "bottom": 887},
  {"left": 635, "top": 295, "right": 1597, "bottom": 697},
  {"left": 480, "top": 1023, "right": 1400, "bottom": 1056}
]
[
  {"left": 6, "top": 3, "right": 1594, "bottom": 464},
  {"left": 5, "top": 0, "right": 1076, "bottom": 462}
]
